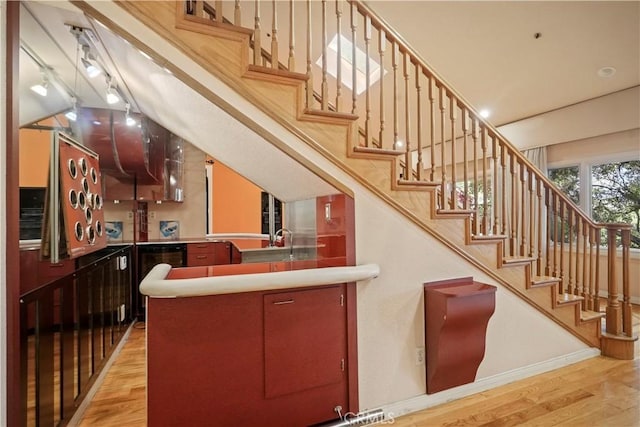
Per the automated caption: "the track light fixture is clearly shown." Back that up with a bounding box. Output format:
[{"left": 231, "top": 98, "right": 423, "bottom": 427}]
[
  {"left": 81, "top": 45, "right": 101, "bottom": 78},
  {"left": 106, "top": 78, "right": 120, "bottom": 105},
  {"left": 125, "top": 103, "right": 136, "bottom": 126},
  {"left": 30, "top": 73, "right": 49, "bottom": 97},
  {"left": 65, "top": 97, "right": 78, "bottom": 121}
]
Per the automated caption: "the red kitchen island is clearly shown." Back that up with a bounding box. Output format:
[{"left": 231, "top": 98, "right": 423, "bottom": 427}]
[{"left": 140, "top": 261, "right": 379, "bottom": 427}]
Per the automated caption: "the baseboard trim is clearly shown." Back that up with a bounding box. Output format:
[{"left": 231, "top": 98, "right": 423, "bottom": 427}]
[
  {"left": 66, "top": 321, "right": 136, "bottom": 427},
  {"left": 376, "top": 348, "right": 600, "bottom": 422}
]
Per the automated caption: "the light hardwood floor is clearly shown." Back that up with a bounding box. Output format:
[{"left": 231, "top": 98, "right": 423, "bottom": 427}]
[{"left": 76, "top": 309, "right": 639, "bottom": 426}]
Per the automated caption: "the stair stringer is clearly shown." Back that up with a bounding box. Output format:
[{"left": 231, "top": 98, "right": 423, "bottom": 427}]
[{"left": 89, "top": 1, "right": 601, "bottom": 348}]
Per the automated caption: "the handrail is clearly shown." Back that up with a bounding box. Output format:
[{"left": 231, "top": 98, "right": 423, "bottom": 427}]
[{"left": 180, "top": 0, "right": 634, "bottom": 349}]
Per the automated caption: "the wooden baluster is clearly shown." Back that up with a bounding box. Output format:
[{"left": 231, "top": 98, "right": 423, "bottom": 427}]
[
  {"left": 195, "top": 0, "right": 204, "bottom": 18},
  {"left": 287, "top": 0, "right": 295, "bottom": 70},
  {"left": 593, "top": 225, "right": 601, "bottom": 312},
  {"left": 528, "top": 170, "right": 535, "bottom": 258},
  {"left": 581, "top": 217, "right": 588, "bottom": 307},
  {"left": 544, "top": 188, "right": 551, "bottom": 276},
  {"left": 558, "top": 201, "right": 565, "bottom": 291},
  {"left": 271, "top": 0, "right": 279, "bottom": 69},
  {"left": 500, "top": 141, "right": 507, "bottom": 237},
  {"left": 350, "top": 2, "right": 357, "bottom": 114},
  {"left": 391, "top": 43, "right": 398, "bottom": 149},
  {"left": 587, "top": 226, "right": 595, "bottom": 311},
  {"left": 215, "top": 0, "right": 223, "bottom": 23},
  {"left": 552, "top": 193, "right": 558, "bottom": 278},
  {"left": 254, "top": 0, "right": 262, "bottom": 65},
  {"left": 335, "top": 0, "right": 342, "bottom": 110},
  {"left": 403, "top": 51, "right": 411, "bottom": 180},
  {"left": 492, "top": 135, "right": 499, "bottom": 234},
  {"left": 234, "top": 0, "right": 242, "bottom": 26},
  {"left": 510, "top": 152, "right": 517, "bottom": 255},
  {"left": 429, "top": 75, "right": 436, "bottom": 182},
  {"left": 306, "top": 0, "right": 313, "bottom": 109},
  {"left": 378, "top": 30, "right": 385, "bottom": 147},
  {"left": 536, "top": 178, "right": 543, "bottom": 276},
  {"left": 363, "top": 15, "right": 371, "bottom": 144},
  {"left": 605, "top": 225, "right": 622, "bottom": 335},
  {"left": 321, "top": 0, "right": 328, "bottom": 109},
  {"left": 482, "top": 127, "right": 489, "bottom": 233},
  {"left": 621, "top": 226, "right": 632, "bottom": 336},
  {"left": 472, "top": 118, "right": 479, "bottom": 235},
  {"left": 567, "top": 208, "right": 574, "bottom": 294},
  {"left": 449, "top": 97, "right": 457, "bottom": 209},
  {"left": 462, "top": 108, "right": 469, "bottom": 209},
  {"left": 440, "top": 86, "right": 447, "bottom": 209},
  {"left": 415, "top": 65, "right": 423, "bottom": 180},
  {"left": 574, "top": 215, "right": 581, "bottom": 296},
  {"left": 520, "top": 162, "right": 527, "bottom": 256}
]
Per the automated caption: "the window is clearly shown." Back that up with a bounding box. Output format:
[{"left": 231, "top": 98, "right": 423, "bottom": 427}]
[{"left": 548, "top": 161, "right": 640, "bottom": 248}]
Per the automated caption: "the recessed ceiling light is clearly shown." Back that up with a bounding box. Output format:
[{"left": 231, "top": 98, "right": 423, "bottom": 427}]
[
  {"left": 597, "top": 66, "right": 616, "bottom": 78},
  {"left": 479, "top": 109, "right": 491, "bottom": 119}
]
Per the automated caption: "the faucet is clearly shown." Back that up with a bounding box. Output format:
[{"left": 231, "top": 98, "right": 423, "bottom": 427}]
[{"left": 274, "top": 228, "right": 294, "bottom": 260}]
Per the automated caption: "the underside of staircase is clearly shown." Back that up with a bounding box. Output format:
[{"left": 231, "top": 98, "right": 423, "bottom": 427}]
[{"left": 79, "top": 1, "right": 635, "bottom": 354}]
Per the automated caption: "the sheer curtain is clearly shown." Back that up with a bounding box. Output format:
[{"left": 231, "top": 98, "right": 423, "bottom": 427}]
[{"left": 523, "top": 146, "right": 548, "bottom": 174}]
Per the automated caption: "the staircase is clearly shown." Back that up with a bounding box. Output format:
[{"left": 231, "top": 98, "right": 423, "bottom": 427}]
[{"left": 84, "top": 0, "right": 635, "bottom": 358}]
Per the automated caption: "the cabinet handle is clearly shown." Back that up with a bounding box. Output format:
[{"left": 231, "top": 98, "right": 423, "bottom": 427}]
[
  {"left": 273, "top": 299, "right": 295, "bottom": 305},
  {"left": 196, "top": 255, "right": 207, "bottom": 259}
]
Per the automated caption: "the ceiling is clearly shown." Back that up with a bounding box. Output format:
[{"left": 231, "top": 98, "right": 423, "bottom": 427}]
[{"left": 18, "top": 1, "right": 640, "bottom": 151}]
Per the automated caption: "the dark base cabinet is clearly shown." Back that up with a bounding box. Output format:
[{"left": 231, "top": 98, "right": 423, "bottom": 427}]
[
  {"left": 147, "top": 284, "right": 354, "bottom": 427},
  {"left": 136, "top": 244, "right": 186, "bottom": 319}
]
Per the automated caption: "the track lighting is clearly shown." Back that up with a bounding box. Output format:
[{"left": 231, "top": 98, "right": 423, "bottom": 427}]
[
  {"left": 125, "top": 103, "right": 136, "bottom": 126},
  {"left": 106, "top": 79, "right": 120, "bottom": 105},
  {"left": 30, "top": 75, "right": 48, "bottom": 96},
  {"left": 81, "top": 45, "right": 101, "bottom": 78},
  {"left": 65, "top": 97, "right": 78, "bottom": 121}
]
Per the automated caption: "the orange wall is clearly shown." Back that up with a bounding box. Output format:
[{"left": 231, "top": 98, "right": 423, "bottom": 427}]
[
  {"left": 212, "top": 160, "right": 262, "bottom": 234},
  {"left": 19, "top": 128, "right": 52, "bottom": 188}
]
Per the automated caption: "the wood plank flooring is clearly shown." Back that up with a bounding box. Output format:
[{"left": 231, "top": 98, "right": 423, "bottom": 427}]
[{"left": 74, "top": 309, "right": 639, "bottom": 426}]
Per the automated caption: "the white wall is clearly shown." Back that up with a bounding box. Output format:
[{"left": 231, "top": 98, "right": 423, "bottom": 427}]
[
  {"left": 1, "top": 1, "right": 8, "bottom": 425},
  {"left": 88, "top": 0, "right": 592, "bottom": 414}
]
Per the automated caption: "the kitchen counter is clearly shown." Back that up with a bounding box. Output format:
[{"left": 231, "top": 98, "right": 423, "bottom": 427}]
[{"left": 140, "top": 261, "right": 380, "bottom": 298}]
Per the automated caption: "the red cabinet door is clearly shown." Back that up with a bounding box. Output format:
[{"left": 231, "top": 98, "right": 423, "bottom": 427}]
[{"left": 263, "top": 285, "right": 347, "bottom": 399}]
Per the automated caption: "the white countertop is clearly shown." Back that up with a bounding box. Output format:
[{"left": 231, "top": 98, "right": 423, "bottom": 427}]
[{"left": 140, "top": 263, "right": 380, "bottom": 298}]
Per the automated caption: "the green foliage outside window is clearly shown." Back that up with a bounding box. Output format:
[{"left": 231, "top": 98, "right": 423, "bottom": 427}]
[{"left": 548, "top": 162, "right": 640, "bottom": 249}]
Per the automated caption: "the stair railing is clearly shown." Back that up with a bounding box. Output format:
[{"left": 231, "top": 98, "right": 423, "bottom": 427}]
[{"left": 181, "top": 0, "right": 634, "bottom": 345}]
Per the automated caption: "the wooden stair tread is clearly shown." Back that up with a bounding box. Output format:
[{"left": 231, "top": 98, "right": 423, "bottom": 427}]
[
  {"left": 471, "top": 234, "right": 507, "bottom": 243},
  {"left": 396, "top": 179, "right": 440, "bottom": 188},
  {"left": 600, "top": 331, "right": 638, "bottom": 341},
  {"left": 244, "top": 64, "right": 309, "bottom": 85},
  {"left": 531, "top": 275, "right": 560, "bottom": 287},
  {"left": 556, "top": 293, "right": 584, "bottom": 305},
  {"left": 580, "top": 310, "right": 605, "bottom": 323},
  {"left": 301, "top": 108, "right": 359, "bottom": 122},
  {"left": 502, "top": 255, "right": 536, "bottom": 266},
  {"left": 353, "top": 146, "right": 405, "bottom": 157},
  {"left": 435, "top": 209, "right": 475, "bottom": 218}
]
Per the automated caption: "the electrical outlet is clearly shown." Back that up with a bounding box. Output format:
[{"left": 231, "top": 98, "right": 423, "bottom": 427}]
[
  {"left": 127, "top": 211, "right": 134, "bottom": 220},
  {"left": 416, "top": 347, "right": 425, "bottom": 365},
  {"left": 149, "top": 211, "right": 156, "bottom": 219},
  {"left": 118, "top": 304, "right": 126, "bottom": 322}
]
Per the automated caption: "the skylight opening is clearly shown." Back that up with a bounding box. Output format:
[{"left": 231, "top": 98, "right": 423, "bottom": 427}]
[{"left": 316, "top": 34, "right": 386, "bottom": 96}]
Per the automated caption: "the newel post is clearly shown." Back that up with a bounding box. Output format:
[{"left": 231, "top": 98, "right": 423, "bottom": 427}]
[{"left": 604, "top": 224, "right": 632, "bottom": 336}]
